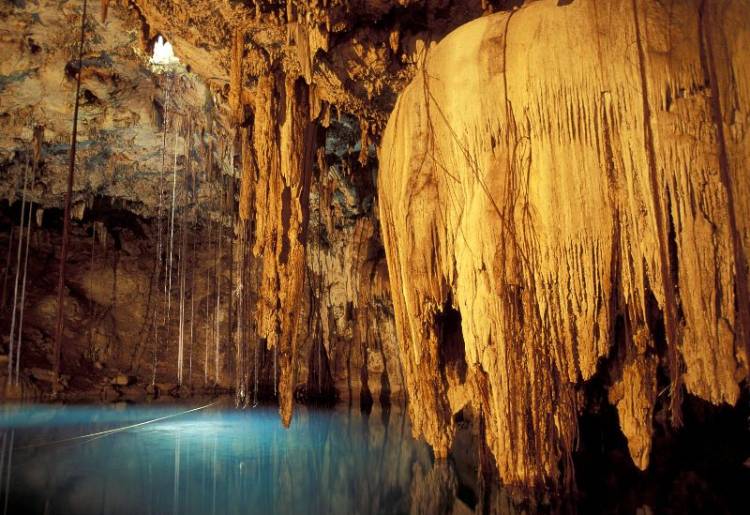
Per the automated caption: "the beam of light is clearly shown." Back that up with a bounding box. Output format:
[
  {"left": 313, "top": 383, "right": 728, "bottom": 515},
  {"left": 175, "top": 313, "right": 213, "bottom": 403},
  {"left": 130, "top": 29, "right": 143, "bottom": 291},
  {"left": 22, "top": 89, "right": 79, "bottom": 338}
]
[{"left": 152, "top": 36, "right": 179, "bottom": 66}]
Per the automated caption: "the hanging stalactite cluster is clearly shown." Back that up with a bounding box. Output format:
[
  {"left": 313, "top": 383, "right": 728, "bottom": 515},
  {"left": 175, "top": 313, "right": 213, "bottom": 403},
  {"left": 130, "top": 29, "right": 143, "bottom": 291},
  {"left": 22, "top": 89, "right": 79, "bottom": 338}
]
[{"left": 379, "top": 0, "right": 750, "bottom": 492}]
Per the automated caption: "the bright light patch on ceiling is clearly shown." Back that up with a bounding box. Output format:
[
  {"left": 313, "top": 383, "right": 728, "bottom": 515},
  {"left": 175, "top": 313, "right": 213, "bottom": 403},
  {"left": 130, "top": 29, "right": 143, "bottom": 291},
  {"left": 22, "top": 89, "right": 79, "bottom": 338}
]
[{"left": 151, "top": 36, "right": 179, "bottom": 66}]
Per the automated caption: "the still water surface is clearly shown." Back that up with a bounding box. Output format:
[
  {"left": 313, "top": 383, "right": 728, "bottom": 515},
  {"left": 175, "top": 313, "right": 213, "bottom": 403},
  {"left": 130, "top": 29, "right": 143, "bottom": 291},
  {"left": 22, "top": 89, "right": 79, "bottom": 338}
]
[{"left": 0, "top": 400, "right": 454, "bottom": 515}]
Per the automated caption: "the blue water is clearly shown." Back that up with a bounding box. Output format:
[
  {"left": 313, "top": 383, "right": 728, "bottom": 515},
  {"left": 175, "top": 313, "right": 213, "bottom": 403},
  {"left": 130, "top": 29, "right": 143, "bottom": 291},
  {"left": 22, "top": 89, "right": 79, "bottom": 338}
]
[{"left": 0, "top": 401, "right": 446, "bottom": 515}]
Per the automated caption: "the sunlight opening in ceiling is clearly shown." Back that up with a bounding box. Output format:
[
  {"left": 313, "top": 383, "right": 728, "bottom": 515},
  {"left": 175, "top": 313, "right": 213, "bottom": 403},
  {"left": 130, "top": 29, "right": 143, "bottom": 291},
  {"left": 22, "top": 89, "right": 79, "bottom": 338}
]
[{"left": 151, "top": 36, "right": 180, "bottom": 67}]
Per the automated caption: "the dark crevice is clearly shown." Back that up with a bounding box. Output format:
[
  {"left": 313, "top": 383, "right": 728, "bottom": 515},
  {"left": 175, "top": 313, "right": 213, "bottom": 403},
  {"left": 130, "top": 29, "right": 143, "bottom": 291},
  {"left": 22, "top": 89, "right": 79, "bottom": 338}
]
[{"left": 436, "top": 295, "right": 467, "bottom": 384}]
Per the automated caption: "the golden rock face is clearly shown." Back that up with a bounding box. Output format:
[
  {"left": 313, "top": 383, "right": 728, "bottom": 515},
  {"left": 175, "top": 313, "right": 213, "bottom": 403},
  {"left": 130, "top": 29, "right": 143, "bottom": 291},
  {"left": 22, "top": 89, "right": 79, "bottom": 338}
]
[{"left": 379, "top": 0, "right": 750, "bottom": 490}]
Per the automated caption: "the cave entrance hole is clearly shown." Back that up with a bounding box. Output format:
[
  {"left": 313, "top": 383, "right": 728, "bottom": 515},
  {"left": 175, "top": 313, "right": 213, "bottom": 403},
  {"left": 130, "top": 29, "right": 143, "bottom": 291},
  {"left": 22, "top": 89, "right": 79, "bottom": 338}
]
[{"left": 149, "top": 35, "right": 184, "bottom": 73}]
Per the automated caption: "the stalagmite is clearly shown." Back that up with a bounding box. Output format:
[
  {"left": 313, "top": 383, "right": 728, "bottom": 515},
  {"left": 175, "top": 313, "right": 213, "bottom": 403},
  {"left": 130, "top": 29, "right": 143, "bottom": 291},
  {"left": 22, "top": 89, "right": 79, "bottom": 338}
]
[{"left": 378, "top": 0, "right": 750, "bottom": 490}]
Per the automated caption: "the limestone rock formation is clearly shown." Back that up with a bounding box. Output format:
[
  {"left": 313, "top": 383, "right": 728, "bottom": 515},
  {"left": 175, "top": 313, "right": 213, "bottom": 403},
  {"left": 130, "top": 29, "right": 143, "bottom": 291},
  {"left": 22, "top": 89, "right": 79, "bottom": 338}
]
[
  {"left": 0, "top": 0, "right": 222, "bottom": 217},
  {"left": 0, "top": 0, "right": 406, "bottom": 409},
  {"left": 379, "top": 0, "right": 750, "bottom": 490},
  {"left": 301, "top": 115, "right": 404, "bottom": 406}
]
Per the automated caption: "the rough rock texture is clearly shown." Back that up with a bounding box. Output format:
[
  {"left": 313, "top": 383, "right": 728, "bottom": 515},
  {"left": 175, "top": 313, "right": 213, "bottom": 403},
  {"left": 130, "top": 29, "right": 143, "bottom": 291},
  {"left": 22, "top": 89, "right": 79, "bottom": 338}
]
[
  {"left": 250, "top": 71, "right": 316, "bottom": 425},
  {"left": 300, "top": 114, "right": 404, "bottom": 406},
  {"left": 127, "top": 0, "right": 499, "bottom": 129},
  {"left": 0, "top": 0, "right": 236, "bottom": 397},
  {"left": 379, "top": 0, "right": 749, "bottom": 490},
  {"left": 3, "top": 0, "right": 749, "bottom": 496},
  {"left": 0, "top": 209, "right": 231, "bottom": 399},
  {"left": 0, "top": 0, "right": 225, "bottom": 217},
  {"left": 0, "top": 0, "right": 407, "bottom": 407}
]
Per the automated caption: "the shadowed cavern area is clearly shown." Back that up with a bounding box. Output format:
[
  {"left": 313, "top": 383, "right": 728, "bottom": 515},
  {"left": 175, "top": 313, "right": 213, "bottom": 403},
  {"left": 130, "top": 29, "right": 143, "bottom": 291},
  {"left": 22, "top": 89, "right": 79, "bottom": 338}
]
[{"left": 1, "top": 0, "right": 749, "bottom": 513}]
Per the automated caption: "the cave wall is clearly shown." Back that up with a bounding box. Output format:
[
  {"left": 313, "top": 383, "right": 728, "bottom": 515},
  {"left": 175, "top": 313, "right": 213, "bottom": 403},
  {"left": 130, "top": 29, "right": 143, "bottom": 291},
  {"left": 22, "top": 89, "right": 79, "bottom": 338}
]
[
  {"left": 299, "top": 114, "right": 404, "bottom": 407},
  {"left": 0, "top": 0, "right": 405, "bottom": 406},
  {"left": 379, "top": 0, "right": 750, "bottom": 490},
  {"left": 0, "top": 202, "right": 239, "bottom": 399},
  {"left": 0, "top": 0, "right": 225, "bottom": 215},
  {"left": 0, "top": 0, "right": 237, "bottom": 397}
]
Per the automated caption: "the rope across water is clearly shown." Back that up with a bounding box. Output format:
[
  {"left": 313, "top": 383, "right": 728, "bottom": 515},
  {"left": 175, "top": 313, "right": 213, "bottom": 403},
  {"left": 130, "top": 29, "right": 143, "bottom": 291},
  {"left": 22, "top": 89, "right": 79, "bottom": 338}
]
[{"left": 17, "top": 400, "right": 220, "bottom": 451}]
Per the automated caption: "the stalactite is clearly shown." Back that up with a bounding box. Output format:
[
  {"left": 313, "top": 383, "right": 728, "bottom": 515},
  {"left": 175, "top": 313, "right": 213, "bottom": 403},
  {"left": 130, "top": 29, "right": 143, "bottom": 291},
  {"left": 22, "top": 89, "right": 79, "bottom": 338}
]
[
  {"left": 235, "top": 123, "right": 254, "bottom": 405},
  {"left": 100, "top": 0, "right": 110, "bottom": 23},
  {"left": 53, "top": 0, "right": 88, "bottom": 393},
  {"left": 252, "top": 71, "right": 317, "bottom": 424},
  {"left": 303, "top": 164, "right": 334, "bottom": 400},
  {"left": 229, "top": 29, "right": 244, "bottom": 125},
  {"left": 379, "top": 0, "right": 750, "bottom": 490},
  {"left": 236, "top": 231, "right": 248, "bottom": 406}
]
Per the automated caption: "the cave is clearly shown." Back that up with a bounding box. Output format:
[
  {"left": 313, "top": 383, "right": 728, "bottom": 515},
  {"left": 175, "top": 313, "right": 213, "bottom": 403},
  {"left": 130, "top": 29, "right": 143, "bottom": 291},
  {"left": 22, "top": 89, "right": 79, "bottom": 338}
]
[{"left": 1, "top": 0, "right": 749, "bottom": 513}]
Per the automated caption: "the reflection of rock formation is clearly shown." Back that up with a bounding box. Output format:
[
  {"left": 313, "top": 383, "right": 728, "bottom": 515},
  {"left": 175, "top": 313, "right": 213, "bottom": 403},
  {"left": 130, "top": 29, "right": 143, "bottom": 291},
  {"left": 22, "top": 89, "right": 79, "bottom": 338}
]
[
  {"left": 380, "top": 0, "right": 750, "bottom": 490},
  {"left": 409, "top": 460, "right": 459, "bottom": 515},
  {"left": 5, "top": 406, "right": 437, "bottom": 514}
]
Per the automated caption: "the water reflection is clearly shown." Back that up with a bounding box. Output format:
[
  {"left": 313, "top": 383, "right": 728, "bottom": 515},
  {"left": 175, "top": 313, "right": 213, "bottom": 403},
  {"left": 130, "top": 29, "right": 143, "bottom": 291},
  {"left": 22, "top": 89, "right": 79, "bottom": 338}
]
[{"left": 0, "top": 402, "right": 469, "bottom": 515}]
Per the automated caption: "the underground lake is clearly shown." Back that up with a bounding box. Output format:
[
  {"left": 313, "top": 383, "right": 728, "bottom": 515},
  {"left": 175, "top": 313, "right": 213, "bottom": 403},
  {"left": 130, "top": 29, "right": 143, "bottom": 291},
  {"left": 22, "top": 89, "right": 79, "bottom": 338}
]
[{"left": 0, "top": 401, "right": 446, "bottom": 515}]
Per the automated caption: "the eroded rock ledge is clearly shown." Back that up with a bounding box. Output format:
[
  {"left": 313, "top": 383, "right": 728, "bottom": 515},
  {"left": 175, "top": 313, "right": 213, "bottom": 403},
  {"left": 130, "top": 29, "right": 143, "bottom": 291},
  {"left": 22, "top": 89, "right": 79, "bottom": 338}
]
[{"left": 379, "top": 0, "right": 749, "bottom": 490}]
